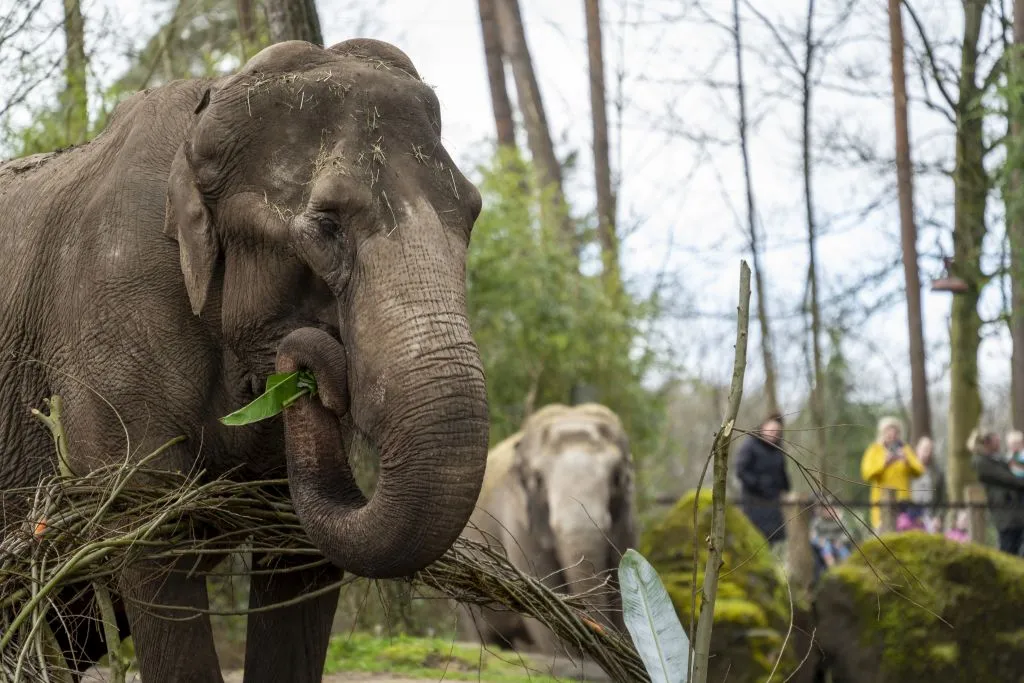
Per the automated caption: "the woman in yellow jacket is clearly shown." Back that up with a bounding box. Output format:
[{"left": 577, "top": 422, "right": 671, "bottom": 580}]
[{"left": 861, "top": 416, "right": 924, "bottom": 530}]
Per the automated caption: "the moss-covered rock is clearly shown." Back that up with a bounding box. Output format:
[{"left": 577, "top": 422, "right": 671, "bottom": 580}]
[
  {"left": 639, "top": 489, "right": 803, "bottom": 683},
  {"left": 815, "top": 531, "right": 1024, "bottom": 683}
]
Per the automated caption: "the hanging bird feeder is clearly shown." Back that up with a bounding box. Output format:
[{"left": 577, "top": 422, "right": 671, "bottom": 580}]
[{"left": 931, "top": 257, "right": 968, "bottom": 293}]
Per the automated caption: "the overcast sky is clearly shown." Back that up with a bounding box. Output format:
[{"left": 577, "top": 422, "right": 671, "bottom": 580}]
[{"left": 11, "top": 0, "right": 1013, "bottom": 428}]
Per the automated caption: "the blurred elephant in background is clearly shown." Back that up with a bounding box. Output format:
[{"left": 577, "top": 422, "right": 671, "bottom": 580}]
[{"left": 458, "top": 403, "right": 637, "bottom": 653}]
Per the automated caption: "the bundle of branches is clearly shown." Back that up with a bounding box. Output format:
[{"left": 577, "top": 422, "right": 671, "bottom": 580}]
[{"left": 0, "top": 439, "right": 648, "bottom": 682}]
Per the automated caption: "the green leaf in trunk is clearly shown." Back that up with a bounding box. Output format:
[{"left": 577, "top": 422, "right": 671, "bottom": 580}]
[
  {"left": 219, "top": 370, "right": 319, "bottom": 426},
  {"left": 618, "top": 548, "right": 690, "bottom": 683}
]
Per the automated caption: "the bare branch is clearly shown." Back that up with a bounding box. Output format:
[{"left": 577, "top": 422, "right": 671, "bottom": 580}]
[{"left": 902, "top": 0, "right": 959, "bottom": 111}]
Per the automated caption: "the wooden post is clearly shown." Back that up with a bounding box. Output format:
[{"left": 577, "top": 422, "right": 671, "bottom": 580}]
[
  {"left": 965, "top": 483, "right": 988, "bottom": 545},
  {"left": 879, "top": 488, "right": 897, "bottom": 533},
  {"left": 781, "top": 492, "right": 816, "bottom": 602}
]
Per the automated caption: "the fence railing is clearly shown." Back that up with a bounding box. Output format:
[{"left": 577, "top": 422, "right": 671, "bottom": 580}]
[
  {"left": 651, "top": 484, "right": 1012, "bottom": 599},
  {"left": 652, "top": 483, "right": 1008, "bottom": 542}
]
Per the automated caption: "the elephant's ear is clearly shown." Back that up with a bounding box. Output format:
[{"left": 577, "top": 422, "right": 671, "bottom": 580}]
[{"left": 165, "top": 141, "right": 220, "bottom": 316}]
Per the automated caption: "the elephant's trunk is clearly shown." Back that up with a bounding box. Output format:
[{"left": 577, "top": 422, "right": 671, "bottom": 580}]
[
  {"left": 557, "top": 531, "right": 621, "bottom": 630},
  {"left": 276, "top": 321, "right": 489, "bottom": 579}
]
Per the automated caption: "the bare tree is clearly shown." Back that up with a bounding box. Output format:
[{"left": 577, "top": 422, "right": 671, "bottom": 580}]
[
  {"left": 888, "top": 0, "right": 932, "bottom": 443},
  {"left": 0, "top": 1, "right": 65, "bottom": 133},
  {"left": 902, "top": 0, "right": 992, "bottom": 500},
  {"left": 265, "top": 0, "right": 322, "bottom": 46},
  {"left": 494, "top": 0, "right": 577, "bottom": 253},
  {"left": 585, "top": 0, "right": 621, "bottom": 295},
  {"left": 236, "top": 0, "right": 258, "bottom": 60},
  {"left": 477, "top": 0, "right": 517, "bottom": 150},
  {"left": 1010, "top": 0, "right": 1024, "bottom": 429},
  {"left": 61, "top": 0, "right": 88, "bottom": 144},
  {"left": 798, "top": 0, "right": 829, "bottom": 485},
  {"left": 732, "top": 0, "right": 780, "bottom": 417}
]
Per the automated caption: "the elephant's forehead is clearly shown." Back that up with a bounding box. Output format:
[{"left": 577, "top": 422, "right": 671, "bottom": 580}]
[{"left": 545, "top": 418, "right": 603, "bottom": 443}]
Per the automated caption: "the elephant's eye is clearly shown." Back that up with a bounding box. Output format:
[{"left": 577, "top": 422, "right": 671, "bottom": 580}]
[
  {"left": 316, "top": 214, "right": 341, "bottom": 235},
  {"left": 611, "top": 467, "right": 627, "bottom": 490},
  {"left": 518, "top": 465, "right": 542, "bottom": 492}
]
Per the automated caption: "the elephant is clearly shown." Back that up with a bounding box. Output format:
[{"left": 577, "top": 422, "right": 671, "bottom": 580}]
[
  {"left": 457, "top": 403, "right": 637, "bottom": 654},
  {"left": 0, "top": 38, "right": 489, "bottom": 683}
]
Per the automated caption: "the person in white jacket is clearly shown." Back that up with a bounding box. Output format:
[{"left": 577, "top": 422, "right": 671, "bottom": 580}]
[{"left": 909, "top": 436, "right": 946, "bottom": 532}]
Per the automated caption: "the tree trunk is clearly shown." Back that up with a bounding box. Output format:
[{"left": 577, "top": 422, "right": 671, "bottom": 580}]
[
  {"left": 494, "top": 0, "right": 577, "bottom": 255},
  {"left": 237, "top": 0, "right": 258, "bottom": 61},
  {"left": 1010, "top": 0, "right": 1024, "bottom": 430},
  {"left": 265, "top": 0, "right": 323, "bottom": 46},
  {"left": 801, "top": 0, "right": 827, "bottom": 487},
  {"left": 732, "top": 0, "right": 780, "bottom": 416},
  {"left": 477, "top": 0, "right": 517, "bottom": 150},
  {"left": 584, "top": 0, "right": 620, "bottom": 296},
  {"left": 61, "top": 0, "right": 88, "bottom": 144},
  {"left": 947, "top": 0, "right": 988, "bottom": 502},
  {"left": 889, "top": 0, "right": 932, "bottom": 443}
]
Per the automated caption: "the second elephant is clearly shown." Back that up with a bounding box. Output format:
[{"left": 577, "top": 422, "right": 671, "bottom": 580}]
[{"left": 458, "top": 403, "right": 638, "bottom": 653}]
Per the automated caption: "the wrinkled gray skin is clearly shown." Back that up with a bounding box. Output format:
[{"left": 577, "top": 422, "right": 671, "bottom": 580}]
[
  {"left": 458, "top": 404, "right": 637, "bottom": 654},
  {"left": 0, "top": 38, "right": 488, "bottom": 682}
]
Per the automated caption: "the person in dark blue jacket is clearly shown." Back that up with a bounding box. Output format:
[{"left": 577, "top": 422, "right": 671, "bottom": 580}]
[{"left": 735, "top": 413, "right": 791, "bottom": 546}]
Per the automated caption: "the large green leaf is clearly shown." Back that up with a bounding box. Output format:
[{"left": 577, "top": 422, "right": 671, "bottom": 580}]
[
  {"left": 219, "top": 371, "right": 318, "bottom": 426},
  {"left": 618, "top": 548, "right": 690, "bottom": 683}
]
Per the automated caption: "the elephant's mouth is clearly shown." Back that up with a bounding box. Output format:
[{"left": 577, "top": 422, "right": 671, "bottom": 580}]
[{"left": 278, "top": 324, "right": 383, "bottom": 493}]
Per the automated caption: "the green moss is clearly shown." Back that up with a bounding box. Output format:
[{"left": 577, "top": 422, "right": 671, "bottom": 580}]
[
  {"left": 323, "top": 632, "right": 559, "bottom": 681},
  {"left": 819, "top": 531, "right": 1024, "bottom": 681},
  {"left": 929, "top": 643, "right": 958, "bottom": 664},
  {"left": 639, "top": 489, "right": 800, "bottom": 682}
]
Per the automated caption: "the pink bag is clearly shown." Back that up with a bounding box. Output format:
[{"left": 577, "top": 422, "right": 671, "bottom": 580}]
[
  {"left": 945, "top": 528, "right": 969, "bottom": 543},
  {"left": 896, "top": 512, "right": 923, "bottom": 531}
]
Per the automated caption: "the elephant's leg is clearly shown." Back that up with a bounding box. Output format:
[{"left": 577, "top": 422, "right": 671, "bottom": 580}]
[
  {"left": 119, "top": 555, "right": 223, "bottom": 683},
  {"left": 456, "top": 603, "right": 487, "bottom": 644},
  {"left": 522, "top": 613, "right": 560, "bottom": 655},
  {"left": 242, "top": 552, "right": 342, "bottom": 683}
]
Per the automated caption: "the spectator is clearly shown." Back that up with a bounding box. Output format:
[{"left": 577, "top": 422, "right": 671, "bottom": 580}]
[
  {"left": 910, "top": 436, "right": 946, "bottom": 532},
  {"left": 860, "top": 416, "right": 924, "bottom": 531},
  {"left": 970, "top": 429, "right": 1024, "bottom": 556},
  {"left": 810, "top": 496, "right": 853, "bottom": 570},
  {"left": 735, "top": 413, "right": 791, "bottom": 550}
]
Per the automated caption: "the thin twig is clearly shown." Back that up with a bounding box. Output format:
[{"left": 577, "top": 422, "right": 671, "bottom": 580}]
[{"left": 690, "top": 261, "right": 751, "bottom": 683}]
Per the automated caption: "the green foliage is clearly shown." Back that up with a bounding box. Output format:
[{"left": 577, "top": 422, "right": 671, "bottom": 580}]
[
  {"left": 639, "top": 489, "right": 800, "bottom": 682},
  {"left": 322, "top": 632, "right": 559, "bottom": 681},
  {"left": 618, "top": 548, "right": 690, "bottom": 683},
  {"left": 111, "top": 0, "right": 272, "bottom": 93},
  {"left": 466, "top": 148, "right": 666, "bottom": 458},
  {"left": 818, "top": 531, "right": 1024, "bottom": 681},
  {"left": 7, "top": 102, "right": 97, "bottom": 158},
  {"left": 820, "top": 330, "right": 876, "bottom": 501},
  {"left": 219, "top": 371, "right": 317, "bottom": 426},
  {"left": 5, "top": 0, "right": 266, "bottom": 159}
]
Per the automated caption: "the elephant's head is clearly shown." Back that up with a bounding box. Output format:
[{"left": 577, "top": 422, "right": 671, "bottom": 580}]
[
  {"left": 163, "top": 39, "right": 489, "bottom": 579},
  {"left": 511, "top": 403, "right": 636, "bottom": 627}
]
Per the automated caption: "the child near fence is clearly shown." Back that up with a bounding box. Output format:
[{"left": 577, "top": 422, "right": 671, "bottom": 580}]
[{"left": 810, "top": 496, "right": 853, "bottom": 568}]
